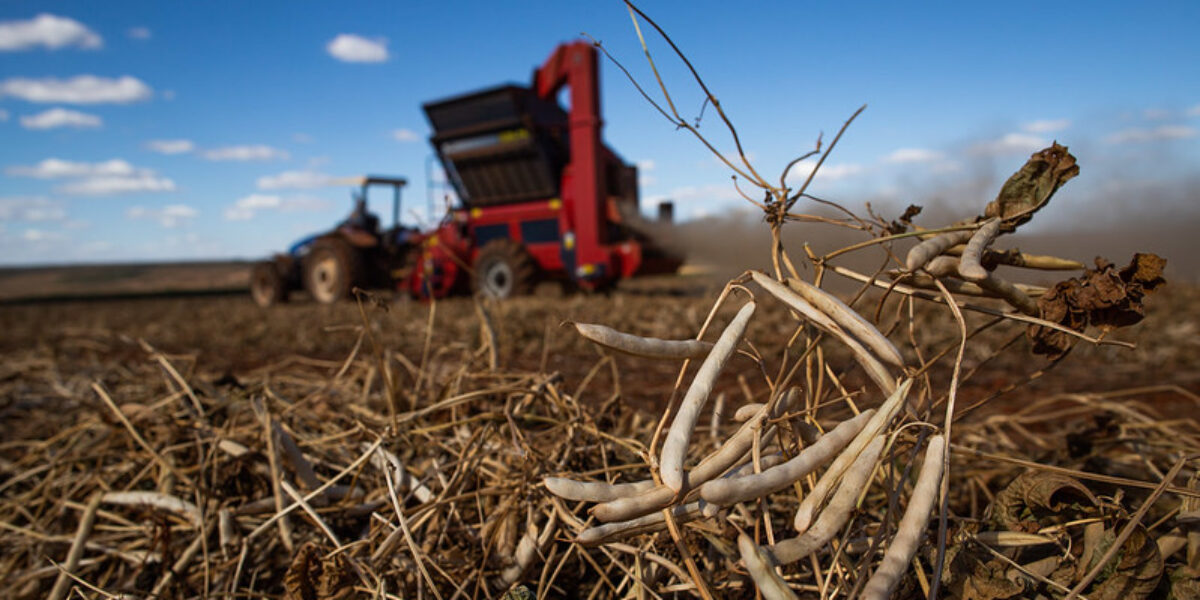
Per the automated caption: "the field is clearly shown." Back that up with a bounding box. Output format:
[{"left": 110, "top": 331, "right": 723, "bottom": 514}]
[
  {"left": 0, "top": 262, "right": 251, "bottom": 303},
  {"left": 2, "top": 260, "right": 1199, "bottom": 599},
  {"left": 1, "top": 132, "right": 1197, "bottom": 600}
]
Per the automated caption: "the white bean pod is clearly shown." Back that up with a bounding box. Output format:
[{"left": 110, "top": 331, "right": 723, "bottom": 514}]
[
  {"left": 786, "top": 278, "right": 905, "bottom": 368},
  {"left": 368, "top": 444, "right": 434, "bottom": 503},
  {"left": 739, "top": 534, "right": 800, "bottom": 600},
  {"left": 886, "top": 272, "right": 1046, "bottom": 299},
  {"left": 958, "top": 218, "right": 1001, "bottom": 282},
  {"left": 764, "top": 435, "right": 885, "bottom": 565},
  {"left": 660, "top": 301, "right": 757, "bottom": 492},
  {"left": 794, "top": 379, "right": 912, "bottom": 533},
  {"left": 576, "top": 501, "right": 709, "bottom": 546},
  {"left": 593, "top": 389, "right": 796, "bottom": 522},
  {"left": 750, "top": 271, "right": 896, "bottom": 395},
  {"left": 577, "top": 454, "right": 788, "bottom": 546},
  {"left": 570, "top": 322, "right": 714, "bottom": 360},
  {"left": 700, "top": 410, "right": 875, "bottom": 506},
  {"left": 860, "top": 435, "right": 946, "bottom": 600},
  {"left": 723, "top": 452, "right": 786, "bottom": 478},
  {"left": 102, "top": 491, "right": 202, "bottom": 527},
  {"left": 543, "top": 477, "right": 658, "bottom": 502},
  {"left": 733, "top": 403, "right": 766, "bottom": 422},
  {"left": 502, "top": 529, "right": 539, "bottom": 583},
  {"left": 976, "top": 274, "right": 1041, "bottom": 316},
  {"left": 974, "top": 531, "right": 1055, "bottom": 547},
  {"left": 922, "top": 256, "right": 960, "bottom": 278},
  {"left": 905, "top": 230, "right": 973, "bottom": 271}
]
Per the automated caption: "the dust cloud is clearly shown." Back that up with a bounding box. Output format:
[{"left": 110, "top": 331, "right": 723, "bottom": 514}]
[{"left": 657, "top": 181, "right": 1199, "bottom": 288}]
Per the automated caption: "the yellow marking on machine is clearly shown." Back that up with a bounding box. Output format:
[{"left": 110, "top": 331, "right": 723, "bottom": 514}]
[{"left": 498, "top": 128, "right": 530, "bottom": 143}]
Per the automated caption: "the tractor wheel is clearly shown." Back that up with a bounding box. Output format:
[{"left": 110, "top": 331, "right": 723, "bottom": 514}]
[
  {"left": 472, "top": 239, "right": 536, "bottom": 300},
  {"left": 303, "top": 238, "right": 363, "bottom": 304},
  {"left": 250, "top": 261, "right": 288, "bottom": 307}
]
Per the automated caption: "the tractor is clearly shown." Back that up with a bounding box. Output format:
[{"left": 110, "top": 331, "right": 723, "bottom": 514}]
[
  {"left": 250, "top": 40, "right": 681, "bottom": 307},
  {"left": 249, "top": 176, "right": 415, "bottom": 307}
]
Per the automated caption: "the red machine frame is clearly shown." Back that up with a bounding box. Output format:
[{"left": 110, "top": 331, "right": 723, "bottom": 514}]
[{"left": 405, "top": 40, "right": 670, "bottom": 299}]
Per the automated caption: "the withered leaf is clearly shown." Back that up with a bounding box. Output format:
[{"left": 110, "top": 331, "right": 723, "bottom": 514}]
[
  {"left": 938, "top": 542, "right": 1027, "bottom": 600},
  {"left": 1028, "top": 253, "right": 1167, "bottom": 358},
  {"left": 284, "top": 542, "right": 354, "bottom": 600},
  {"left": 985, "top": 142, "right": 1080, "bottom": 229},
  {"left": 990, "top": 471, "right": 1097, "bottom": 533},
  {"left": 1168, "top": 566, "right": 1200, "bottom": 600},
  {"left": 1079, "top": 523, "right": 1163, "bottom": 600}
]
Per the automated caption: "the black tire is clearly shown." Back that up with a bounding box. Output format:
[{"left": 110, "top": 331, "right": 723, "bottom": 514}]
[
  {"left": 250, "top": 261, "right": 288, "bottom": 307},
  {"left": 303, "top": 237, "right": 363, "bottom": 304},
  {"left": 472, "top": 239, "right": 536, "bottom": 300}
]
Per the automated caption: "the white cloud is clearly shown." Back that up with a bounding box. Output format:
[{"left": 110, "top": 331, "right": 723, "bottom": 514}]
[
  {"left": 292, "top": 132, "right": 314, "bottom": 143},
  {"left": 238, "top": 194, "right": 282, "bottom": 209},
  {"left": 224, "top": 194, "right": 279, "bottom": 221},
  {"left": 968, "top": 133, "right": 1047, "bottom": 156},
  {"left": 816, "top": 163, "right": 865, "bottom": 181},
  {"left": 0, "top": 14, "right": 102, "bottom": 51},
  {"left": 1188, "top": 104, "right": 1200, "bottom": 118},
  {"left": 646, "top": 184, "right": 743, "bottom": 209},
  {"left": 636, "top": 159, "right": 657, "bottom": 185},
  {"left": 0, "top": 75, "right": 152, "bottom": 104},
  {"left": 163, "top": 204, "right": 197, "bottom": 218},
  {"left": 257, "top": 170, "right": 341, "bottom": 190},
  {"left": 1021, "top": 119, "right": 1071, "bottom": 133},
  {"left": 126, "top": 203, "right": 197, "bottom": 228},
  {"left": 0, "top": 197, "right": 66, "bottom": 221},
  {"left": 392, "top": 128, "right": 418, "bottom": 142},
  {"left": 22, "top": 228, "right": 64, "bottom": 242},
  {"left": 127, "top": 27, "right": 151, "bottom": 40},
  {"left": 224, "top": 193, "right": 328, "bottom": 221},
  {"left": 146, "top": 139, "right": 195, "bottom": 155},
  {"left": 7, "top": 158, "right": 136, "bottom": 178},
  {"left": 326, "top": 34, "right": 388, "bottom": 63},
  {"left": 1143, "top": 108, "right": 1170, "bottom": 120},
  {"left": 1106, "top": 125, "right": 1198, "bottom": 144},
  {"left": 5, "top": 158, "right": 176, "bottom": 195},
  {"left": 786, "top": 162, "right": 865, "bottom": 184},
  {"left": 59, "top": 174, "right": 176, "bottom": 195},
  {"left": 0, "top": 109, "right": 8, "bottom": 121},
  {"left": 202, "top": 145, "right": 289, "bottom": 161},
  {"left": 20, "top": 107, "right": 102, "bottom": 129},
  {"left": 883, "top": 148, "right": 943, "bottom": 164}
]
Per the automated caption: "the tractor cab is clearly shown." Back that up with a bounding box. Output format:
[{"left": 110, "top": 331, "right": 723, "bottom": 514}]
[{"left": 337, "top": 176, "right": 411, "bottom": 248}]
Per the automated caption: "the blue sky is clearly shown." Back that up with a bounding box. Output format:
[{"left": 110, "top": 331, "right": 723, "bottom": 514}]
[{"left": 1, "top": 1, "right": 1197, "bottom": 265}]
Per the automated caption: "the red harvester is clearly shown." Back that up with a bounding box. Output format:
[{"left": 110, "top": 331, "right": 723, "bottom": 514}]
[{"left": 251, "top": 40, "right": 680, "bottom": 306}]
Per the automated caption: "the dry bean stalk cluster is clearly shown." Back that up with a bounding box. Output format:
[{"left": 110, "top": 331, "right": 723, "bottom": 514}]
[{"left": 541, "top": 4, "right": 1183, "bottom": 595}]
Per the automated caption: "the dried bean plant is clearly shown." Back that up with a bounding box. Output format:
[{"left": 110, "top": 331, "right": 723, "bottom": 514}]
[{"left": 543, "top": 3, "right": 1185, "bottom": 599}]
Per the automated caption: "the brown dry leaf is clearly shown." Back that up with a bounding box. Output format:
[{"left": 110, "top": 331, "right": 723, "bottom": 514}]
[
  {"left": 984, "top": 142, "right": 1080, "bottom": 229},
  {"left": 1168, "top": 566, "right": 1200, "bottom": 600},
  {"left": 990, "top": 471, "right": 1098, "bottom": 533},
  {"left": 284, "top": 542, "right": 354, "bottom": 600},
  {"left": 1071, "top": 522, "right": 1163, "bottom": 600},
  {"left": 939, "top": 543, "right": 1026, "bottom": 600},
  {"left": 1028, "top": 253, "right": 1167, "bottom": 358}
]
